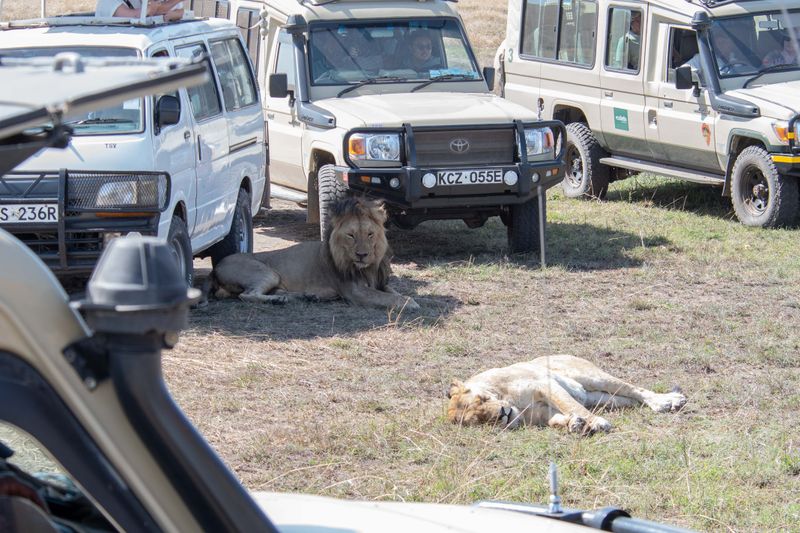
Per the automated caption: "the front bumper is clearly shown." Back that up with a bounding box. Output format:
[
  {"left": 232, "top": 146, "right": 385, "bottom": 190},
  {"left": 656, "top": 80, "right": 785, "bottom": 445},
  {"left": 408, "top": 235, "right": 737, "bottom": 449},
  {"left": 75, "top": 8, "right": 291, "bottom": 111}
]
[
  {"left": 771, "top": 153, "right": 800, "bottom": 176},
  {"left": 0, "top": 169, "right": 169, "bottom": 275},
  {"left": 339, "top": 161, "right": 564, "bottom": 210}
]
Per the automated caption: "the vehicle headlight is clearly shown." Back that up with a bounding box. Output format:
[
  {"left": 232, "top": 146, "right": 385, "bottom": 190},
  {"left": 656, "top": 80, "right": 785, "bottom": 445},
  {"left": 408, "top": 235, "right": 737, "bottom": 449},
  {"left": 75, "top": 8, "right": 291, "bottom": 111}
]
[
  {"left": 83, "top": 173, "right": 168, "bottom": 209},
  {"left": 348, "top": 133, "right": 401, "bottom": 163},
  {"left": 772, "top": 122, "right": 795, "bottom": 144},
  {"left": 523, "top": 127, "right": 555, "bottom": 159},
  {"left": 96, "top": 181, "right": 137, "bottom": 207}
]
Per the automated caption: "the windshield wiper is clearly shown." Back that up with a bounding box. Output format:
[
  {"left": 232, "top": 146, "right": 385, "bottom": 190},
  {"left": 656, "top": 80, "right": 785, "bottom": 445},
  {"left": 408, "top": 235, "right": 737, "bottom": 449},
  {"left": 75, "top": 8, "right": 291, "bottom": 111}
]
[
  {"left": 337, "top": 76, "right": 407, "bottom": 97},
  {"left": 743, "top": 63, "right": 797, "bottom": 88},
  {"left": 410, "top": 73, "right": 478, "bottom": 93},
  {"left": 71, "top": 117, "right": 135, "bottom": 125}
]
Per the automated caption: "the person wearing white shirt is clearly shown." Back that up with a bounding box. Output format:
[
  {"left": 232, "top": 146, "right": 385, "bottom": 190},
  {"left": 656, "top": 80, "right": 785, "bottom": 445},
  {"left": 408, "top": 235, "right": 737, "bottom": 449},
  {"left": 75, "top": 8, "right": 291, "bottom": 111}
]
[{"left": 95, "top": 0, "right": 184, "bottom": 20}]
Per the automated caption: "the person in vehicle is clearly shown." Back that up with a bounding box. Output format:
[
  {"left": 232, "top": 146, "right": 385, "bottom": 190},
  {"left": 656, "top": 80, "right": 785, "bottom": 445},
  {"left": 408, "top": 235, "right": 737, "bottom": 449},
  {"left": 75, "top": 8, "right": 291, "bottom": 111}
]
[
  {"left": 95, "top": 0, "right": 184, "bottom": 20},
  {"left": 683, "top": 30, "right": 747, "bottom": 74},
  {"left": 402, "top": 31, "right": 442, "bottom": 73},
  {"left": 762, "top": 31, "right": 799, "bottom": 67},
  {"left": 615, "top": 11, "right": 641, "bottom": 70}
]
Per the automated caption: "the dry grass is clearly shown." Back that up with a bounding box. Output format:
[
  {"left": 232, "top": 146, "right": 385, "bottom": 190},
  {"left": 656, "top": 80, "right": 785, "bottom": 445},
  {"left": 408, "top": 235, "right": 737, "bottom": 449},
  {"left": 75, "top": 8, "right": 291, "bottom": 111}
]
[{"left": 4, "top": 1, "right": 800, "bottom": 531}]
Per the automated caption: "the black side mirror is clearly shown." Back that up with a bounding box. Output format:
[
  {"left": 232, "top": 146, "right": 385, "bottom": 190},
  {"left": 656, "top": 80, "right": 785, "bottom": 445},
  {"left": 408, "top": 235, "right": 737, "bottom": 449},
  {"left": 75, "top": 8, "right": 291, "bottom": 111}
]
[
  {"left": 269, "top": 73, "right": 289, "bottom": 99},
  {"left": 675, "top": 65, "right": 694, "bottom": 90},
  {"left": 155, "top": 94, "right": 180, "bottom": 132},
  {"left": 483, "top": 66, "right": 496, "bottom": 92}
]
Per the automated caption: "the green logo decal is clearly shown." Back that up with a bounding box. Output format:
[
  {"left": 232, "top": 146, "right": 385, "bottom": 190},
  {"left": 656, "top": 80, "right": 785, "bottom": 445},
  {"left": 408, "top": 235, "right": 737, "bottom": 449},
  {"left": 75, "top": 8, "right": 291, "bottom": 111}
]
[{"left": 613, "top": 108, "right": 629, "bottom": 131}]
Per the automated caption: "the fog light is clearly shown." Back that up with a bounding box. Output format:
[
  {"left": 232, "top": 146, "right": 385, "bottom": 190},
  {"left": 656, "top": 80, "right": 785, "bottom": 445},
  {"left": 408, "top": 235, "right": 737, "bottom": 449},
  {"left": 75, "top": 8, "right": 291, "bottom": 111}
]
[
  {"left": 389, "top": 177, "right": 401, "bottom": 189},
  {"left": 503, "top": 171, "right": 518, "bottom": 186},
  {"left": 532, "top": 172, "right": 540, "bottom": 184},
  {"left": 422, "top": 173, "right": 436, "bottom": 189}
]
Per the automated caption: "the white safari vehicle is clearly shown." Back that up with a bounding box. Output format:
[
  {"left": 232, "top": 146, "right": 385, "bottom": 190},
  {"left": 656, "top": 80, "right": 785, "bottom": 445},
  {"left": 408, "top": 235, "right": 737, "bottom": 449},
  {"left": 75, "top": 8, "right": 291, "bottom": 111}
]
[
  {"left": 202, "top": 0, "right": 566, "bottom": 253},
  {"left": 498, "top": 0, "right": 800, "bottom": 227},
  {"left": 0, "top": 12, "right": 267, "bottom": 282}
]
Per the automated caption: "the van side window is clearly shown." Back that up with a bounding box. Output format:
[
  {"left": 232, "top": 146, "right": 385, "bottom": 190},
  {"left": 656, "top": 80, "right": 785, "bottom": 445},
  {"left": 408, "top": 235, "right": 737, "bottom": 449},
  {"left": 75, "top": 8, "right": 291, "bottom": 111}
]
[
  {"left": 185, "top": 0, "right": 229, "bottom": 18},
  {"left": 275, "top": 32, "right": 296, "bottom": 89},
  {"left": 211, "top": 38, "right": 258, "bottom": 111},
  {"left": 606, "top": 8, "right": 642, "bottom": 72},
  {"left": 235, "top": 8, "right": 261, "bottom": 65},
  {"left": 521, "top": 0, "right": 597, "bottom": 66},
  {"left": 175, "top": 43, "right": 222, "bottom": 120}
]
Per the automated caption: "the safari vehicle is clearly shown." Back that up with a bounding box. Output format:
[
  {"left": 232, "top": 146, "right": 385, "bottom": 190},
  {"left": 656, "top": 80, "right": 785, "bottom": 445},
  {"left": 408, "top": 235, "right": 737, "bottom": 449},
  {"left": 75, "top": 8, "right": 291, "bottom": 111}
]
[
  {"left": 498, "top": 0, "right": 800, "bottom": 227},
  {"left": 0, "top": 9, "right": 267, "bottom": 283},
  {"left": 195, "top": 0, "right": 567, "bottom": 253}
]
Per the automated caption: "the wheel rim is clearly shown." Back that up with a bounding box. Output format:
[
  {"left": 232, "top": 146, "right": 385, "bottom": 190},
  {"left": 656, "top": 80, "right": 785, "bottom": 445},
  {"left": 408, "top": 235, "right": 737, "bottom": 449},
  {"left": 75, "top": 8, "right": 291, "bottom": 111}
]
[
  {"left": 170, "top": 236, "right": 187, "bottom": 279},
  {"left": 235, "top": 209, "right": 249, "bottom": 253},
  {"left": 564, "top": 144, "right": 584, "bottom": 188},
  {"left": 739, "top": 165, "right": 770, "bottom": 216}
]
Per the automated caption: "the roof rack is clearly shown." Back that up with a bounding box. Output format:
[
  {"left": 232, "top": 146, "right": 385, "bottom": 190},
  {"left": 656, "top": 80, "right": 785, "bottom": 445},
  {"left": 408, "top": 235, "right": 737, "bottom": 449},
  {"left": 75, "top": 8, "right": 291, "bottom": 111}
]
[
  {"left": 0, "top": 12, "right": 202, "bottom": 31},
  {"left": 694, "top": 0, "right": 761, "bottom": 7}
]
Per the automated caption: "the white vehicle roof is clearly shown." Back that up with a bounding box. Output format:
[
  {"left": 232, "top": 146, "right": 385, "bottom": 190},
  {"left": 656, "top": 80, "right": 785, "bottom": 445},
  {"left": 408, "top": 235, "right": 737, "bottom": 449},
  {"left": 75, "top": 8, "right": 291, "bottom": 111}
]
[
  {"left": 0, "top": 16, "right": 238, "bottom": 53},
  {"left": 262, "top": 0, "right": 459, "bottom": 24}
]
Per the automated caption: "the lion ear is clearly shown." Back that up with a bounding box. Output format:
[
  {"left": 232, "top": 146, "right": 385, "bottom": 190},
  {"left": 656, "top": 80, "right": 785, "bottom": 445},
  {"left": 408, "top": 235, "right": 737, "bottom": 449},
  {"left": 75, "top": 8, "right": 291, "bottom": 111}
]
[
  {"left": 447, "top": 380, "right": 465, "bottom": 399},
  {"left": 371, "top": 199, "right": 388, "bottom": 226}
]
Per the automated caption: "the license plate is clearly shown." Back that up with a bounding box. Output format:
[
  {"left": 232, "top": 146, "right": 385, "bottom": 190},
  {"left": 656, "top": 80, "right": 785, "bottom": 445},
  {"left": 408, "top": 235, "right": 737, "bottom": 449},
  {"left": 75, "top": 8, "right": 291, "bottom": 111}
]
[
  {"left": 0, "top": 203, "right": 59, "bottom": 224},
  {"left": 436, "top": 169, "right": 503, "bottom": 186}
]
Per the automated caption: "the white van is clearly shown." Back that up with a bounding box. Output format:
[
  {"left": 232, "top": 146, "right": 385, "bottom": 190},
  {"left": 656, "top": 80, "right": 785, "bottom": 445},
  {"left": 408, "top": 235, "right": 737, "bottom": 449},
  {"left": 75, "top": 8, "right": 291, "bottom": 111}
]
[{"left": 0, "top": 14, "right": 267, "bottom": 283}]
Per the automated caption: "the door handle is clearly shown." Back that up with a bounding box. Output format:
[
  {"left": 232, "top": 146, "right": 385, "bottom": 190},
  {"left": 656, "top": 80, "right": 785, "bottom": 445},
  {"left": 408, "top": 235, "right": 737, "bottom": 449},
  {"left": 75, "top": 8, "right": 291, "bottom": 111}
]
[
  {"left": 663, "top": 101, "right": 673, "bottom": 108},
  {"left": 184, "top": 130, "right": 191, "bottom": 140},
  {"left": 197, "top": 135, "right": 202, "bottom": 161},
  {"left": 604, "top": 91, "right": 613, "bottom": 98},
  {"left": 266, "top": 113, "right": 275, "bottom": 120}
]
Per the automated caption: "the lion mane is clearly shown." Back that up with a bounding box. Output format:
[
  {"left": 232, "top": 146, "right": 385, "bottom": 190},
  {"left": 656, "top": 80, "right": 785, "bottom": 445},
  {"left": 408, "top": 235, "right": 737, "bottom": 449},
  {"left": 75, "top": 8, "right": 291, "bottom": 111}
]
[{"left": 204, "top": 197, "right": 418, "bottom": 311}]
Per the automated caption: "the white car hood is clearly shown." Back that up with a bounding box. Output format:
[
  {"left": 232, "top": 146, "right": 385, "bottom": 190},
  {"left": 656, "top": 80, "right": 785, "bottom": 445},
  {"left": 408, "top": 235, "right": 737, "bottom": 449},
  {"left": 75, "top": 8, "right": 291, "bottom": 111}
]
[
  {"left": 252, "top": 492, "right": 587, "bottom": 533},
  {"left": 316, "top": 92, "right": 539, "bottom": 129},
  {"left": 729, "top": 79, "right": 800, "bottom": 119},
  {"left": 12, "top": 136, "right": 154, "bottom": 172}
]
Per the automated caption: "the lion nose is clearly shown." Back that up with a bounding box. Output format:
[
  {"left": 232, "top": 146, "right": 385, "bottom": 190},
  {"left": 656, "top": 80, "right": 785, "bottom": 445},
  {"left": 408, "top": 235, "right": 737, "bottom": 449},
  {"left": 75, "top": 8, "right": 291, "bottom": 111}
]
[
  {"left": 499, "top": 406, "right": 510, "bottom": 421},
  {"left": 356, "top": 252, "right": 368, "bottom": 261}
]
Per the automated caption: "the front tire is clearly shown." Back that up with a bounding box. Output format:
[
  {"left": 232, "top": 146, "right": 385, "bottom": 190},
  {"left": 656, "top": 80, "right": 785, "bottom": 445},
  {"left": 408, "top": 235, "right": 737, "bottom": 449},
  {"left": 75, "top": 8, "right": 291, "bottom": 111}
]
[
  {"left": 731, "top": 146, "right": 799, "bottom": 227},
  {"left": 506, "top": 195, "right": 545, "bottom": 254},
  {"left": 167, "top": 216, "right": 193, "bottom": 286},
  {"left": 562, "top": 122, "right": 610, "bottom": 199},
  {"left": 210, "top": 188, "right": 253, "bottom": 267},
  {"left": 317, "top": 164, "right": 349, "bottom": 239}
]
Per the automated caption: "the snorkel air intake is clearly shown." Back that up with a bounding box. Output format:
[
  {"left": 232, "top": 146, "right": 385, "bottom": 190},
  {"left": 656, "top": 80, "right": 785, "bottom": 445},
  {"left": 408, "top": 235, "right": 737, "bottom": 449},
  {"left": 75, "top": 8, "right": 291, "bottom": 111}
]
[{"left": 72, "top": 236, "right": 277, "bottom": 533}]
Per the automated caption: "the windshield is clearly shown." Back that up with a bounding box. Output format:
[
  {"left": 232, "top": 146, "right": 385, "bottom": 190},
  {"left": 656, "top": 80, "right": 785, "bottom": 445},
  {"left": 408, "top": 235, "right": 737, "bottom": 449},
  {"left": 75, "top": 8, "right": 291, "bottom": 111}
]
[
  {"left": 308, "top": 18, "right": 481, "bottom": 86},
  {"left": 710, "top": 10, "right": 800, "bottom": 78},
  {"left": 0, "top": 46, "right": 143, "bottom": 135}
]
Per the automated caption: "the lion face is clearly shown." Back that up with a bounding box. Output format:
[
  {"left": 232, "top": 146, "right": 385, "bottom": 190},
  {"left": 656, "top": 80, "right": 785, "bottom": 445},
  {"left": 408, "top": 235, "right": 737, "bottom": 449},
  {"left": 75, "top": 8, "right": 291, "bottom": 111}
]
[
  {"left": 328, "top": 198, "right": 389, "bottom": 273},
  {"left": 447, "top": 381, "right": 521, "bottom": 429}
]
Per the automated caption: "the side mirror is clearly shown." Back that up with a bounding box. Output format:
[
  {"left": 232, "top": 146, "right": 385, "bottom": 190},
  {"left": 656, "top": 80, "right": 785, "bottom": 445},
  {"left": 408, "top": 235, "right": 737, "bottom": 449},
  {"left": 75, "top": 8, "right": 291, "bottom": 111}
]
[
  {"left": 483, "top": 66, "right": 496, "bottom": 92},
  {"left": 155, "top": 94, "right": 180, "bottom": 131},
  {"left": 269, "top": 73, "right": 289, "bottom": 99},
  {"left": 675, "top": 65, "right": 694, "bottom": 90}
]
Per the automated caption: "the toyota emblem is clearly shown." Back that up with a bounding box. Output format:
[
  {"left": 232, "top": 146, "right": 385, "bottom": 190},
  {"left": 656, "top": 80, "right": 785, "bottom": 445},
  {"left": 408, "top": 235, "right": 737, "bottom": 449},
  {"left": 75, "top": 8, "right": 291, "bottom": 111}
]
[{"left": 449, "top": 138, "right": 470, "bottom": 153}]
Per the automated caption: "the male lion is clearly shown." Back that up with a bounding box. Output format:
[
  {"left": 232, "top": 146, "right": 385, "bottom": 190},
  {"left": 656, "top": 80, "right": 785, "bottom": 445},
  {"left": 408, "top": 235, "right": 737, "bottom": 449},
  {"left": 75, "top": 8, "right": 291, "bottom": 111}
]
[
  {"left": 448, "top": 355, "right": 686, "bottom": 435},
  {"left": 204, "top": 197, "right": 419, "bottom": 311}
]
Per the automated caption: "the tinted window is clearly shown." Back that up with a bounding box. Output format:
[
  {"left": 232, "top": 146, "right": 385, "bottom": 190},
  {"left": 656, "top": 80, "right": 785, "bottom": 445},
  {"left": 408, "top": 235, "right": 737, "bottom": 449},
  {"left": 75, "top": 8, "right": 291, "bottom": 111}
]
[
  {"left": 175, "top": 43, "right": 222, "bottom": 120},
  {"left": 521, "top": 0, "right": 597, "bottom": 66},
  {"left": 211, "top": 38, "right": 258, "bottom": 111}
]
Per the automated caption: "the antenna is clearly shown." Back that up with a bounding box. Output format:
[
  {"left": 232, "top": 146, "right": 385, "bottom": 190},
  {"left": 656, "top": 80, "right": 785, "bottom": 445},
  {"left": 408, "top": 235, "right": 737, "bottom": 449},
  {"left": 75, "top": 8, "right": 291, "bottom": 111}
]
[
  {"left": 548, "top": 461, "right": 562, "bottom": 513},
  {"left": 41, "top": 0, "right": 46, "bottom": 18}
]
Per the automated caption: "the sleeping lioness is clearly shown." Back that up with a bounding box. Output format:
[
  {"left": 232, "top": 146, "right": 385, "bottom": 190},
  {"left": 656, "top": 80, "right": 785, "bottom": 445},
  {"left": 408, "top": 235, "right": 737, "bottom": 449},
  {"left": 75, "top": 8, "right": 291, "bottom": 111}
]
[
  {"left": 204, "top": 197, "right": 419, "bottom": 311},
  {"left": 448, "top": 355, "right": 686, "bottom": 435}
]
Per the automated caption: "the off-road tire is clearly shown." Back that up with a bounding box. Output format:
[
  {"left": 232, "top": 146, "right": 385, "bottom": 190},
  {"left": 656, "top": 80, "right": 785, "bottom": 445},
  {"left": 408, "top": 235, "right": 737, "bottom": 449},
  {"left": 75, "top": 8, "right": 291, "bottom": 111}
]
[
  {"left": 167, "top": 216, "right": 193, "bottom": 286},
  {"left": 731, "top": 146, "right": 799, "bottom": 227},
  {"left": 318, "top": 164, "right": 349, "bottom": 239},
  {"left": 506, "top": 195, "right": 545, "bottom": 254},
  {"left": 210, "top": 188, "right": 253, "bottom": 267},
  {"left": 562, "top": 122, "right": 610, "bottom": 199}
]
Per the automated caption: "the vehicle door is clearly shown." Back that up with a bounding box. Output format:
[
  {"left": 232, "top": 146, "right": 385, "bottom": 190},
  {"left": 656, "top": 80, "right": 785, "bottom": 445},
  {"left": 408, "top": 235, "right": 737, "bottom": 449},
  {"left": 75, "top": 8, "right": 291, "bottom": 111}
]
[
  {"left": 650, "top": 25, "right": 719, "bottom": 171},
  {"left": 599, "top": 4, "right": 649, "bottom": 159},
  {"left": 503, "top": 0, "right": 544, "bottom": 108},
  {"left": 174, "top": 40, "right": 231, "bottom": 241},
  {"left": 264, "top": 29, "right": 305, "bottom": 191},
  {"left": 208, "top": 34, "right": 265, "bottom": 216},
  {"left": 149, "top": 46, "right": 198, "bottom": 236}
]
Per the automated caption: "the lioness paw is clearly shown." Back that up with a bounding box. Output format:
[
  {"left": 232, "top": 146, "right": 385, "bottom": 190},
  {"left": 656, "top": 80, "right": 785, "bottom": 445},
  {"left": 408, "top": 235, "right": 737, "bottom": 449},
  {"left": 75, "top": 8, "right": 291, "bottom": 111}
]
[
  {"left": 404, "top": 298, "right": 420, "bottom": 311},
  {"left": 567, "top": 415, "right": 587, "bottom": 435},
  {"left": 646, "top": 392, "right": 687, "bottom": 413},
  {"left": 587, "top": 416, "right": 612, "bottom": 434}
]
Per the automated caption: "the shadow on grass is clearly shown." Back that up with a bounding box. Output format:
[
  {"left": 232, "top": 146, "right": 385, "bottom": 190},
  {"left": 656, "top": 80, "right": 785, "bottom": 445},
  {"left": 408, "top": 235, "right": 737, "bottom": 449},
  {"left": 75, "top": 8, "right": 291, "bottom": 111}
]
[
  {"left": 606, "top": 177, "right": 736, "bottom": 221},
  {"left": 190, "top": 274, "right": 461, "bottom": 341}
]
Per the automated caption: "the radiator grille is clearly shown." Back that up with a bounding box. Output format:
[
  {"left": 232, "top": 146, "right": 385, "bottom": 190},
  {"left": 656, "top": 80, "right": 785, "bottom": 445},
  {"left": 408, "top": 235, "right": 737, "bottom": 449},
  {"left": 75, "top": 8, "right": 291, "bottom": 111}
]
[{"left": 413, "top": 128, "right": 516, "bottom": 167}]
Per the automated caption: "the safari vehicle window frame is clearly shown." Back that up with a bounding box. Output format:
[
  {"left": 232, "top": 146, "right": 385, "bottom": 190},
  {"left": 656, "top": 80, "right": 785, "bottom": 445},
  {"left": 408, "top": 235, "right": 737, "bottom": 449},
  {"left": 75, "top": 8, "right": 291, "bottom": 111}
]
[
  {"left": 0, "top": 349, "right": 158, "bottom": 532},
  {"left": 603, "top": 6, "right": 643, "bottom": 75},
  {"left": 518, "top": 0, "right": 599, "bottom": 70},
  {"left": 235, "top": 7, "right": 262, "bottom": 65},
  {"left": 0, "top": 45, "right": 147, "bottom": 137},
  {"left": 208, "top": 36, "right": 260, "bottom": 112},
  {"left": 665, "top": 26, "right": 699, "bottom": 85},
  {"left": 174, "top": 41, "right": 224, "bottom": 123},
  {"left": 273, "top": 30, "right": 297, "bottom": 90},
  {"left": 305, "top": 16, "right": 484, "bottom": 88}
]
